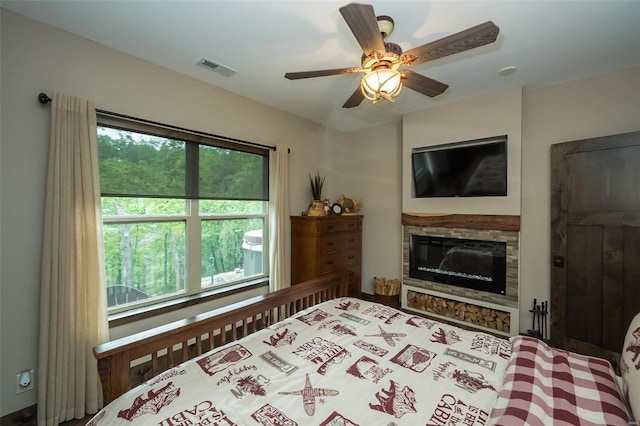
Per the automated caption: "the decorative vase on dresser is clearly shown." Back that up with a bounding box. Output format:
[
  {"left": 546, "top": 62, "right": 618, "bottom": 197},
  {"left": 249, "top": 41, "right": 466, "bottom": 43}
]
[{"left": 290, "top": 215, "right": 362, "bottom": 298}]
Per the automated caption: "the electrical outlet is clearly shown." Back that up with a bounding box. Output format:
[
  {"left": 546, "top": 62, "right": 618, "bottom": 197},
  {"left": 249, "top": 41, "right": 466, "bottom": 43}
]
[{"left": 16, "top": 369, "right": 34, "bottom": 394}]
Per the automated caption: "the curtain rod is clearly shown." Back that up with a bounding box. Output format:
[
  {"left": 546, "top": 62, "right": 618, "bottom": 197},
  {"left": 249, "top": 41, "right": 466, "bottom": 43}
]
[{"left": 37, "top": 93, "right": 288, "bottom": 153}]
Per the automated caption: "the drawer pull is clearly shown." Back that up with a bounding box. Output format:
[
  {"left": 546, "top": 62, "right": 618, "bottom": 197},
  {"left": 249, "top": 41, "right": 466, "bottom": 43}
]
[
  {"left": 327, "top": 242, "right": 334, "bottom": 246},
  {"left": 327, "top": 260, "right": 334, "bottom": 265},
  {"left": 348, "top": 223, "right": 355, "bottom": 228},
  {"left": 348, "top": 238, "right": 355, "bottom": 243},
  {"left": 327, "top": 225, "right": 334, "bottom": 230},
  {"left": 348, "top": 255, "right": 355, "bottom": 260}
]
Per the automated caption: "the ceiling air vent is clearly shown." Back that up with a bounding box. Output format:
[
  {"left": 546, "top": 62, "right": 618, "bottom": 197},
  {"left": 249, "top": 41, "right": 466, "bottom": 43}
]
[{"left": 198, "top": 58, "right": 237, "bottom": 77}]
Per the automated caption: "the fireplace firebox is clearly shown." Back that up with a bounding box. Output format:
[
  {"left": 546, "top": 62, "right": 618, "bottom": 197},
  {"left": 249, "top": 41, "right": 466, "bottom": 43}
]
[{"left": 409, "top": 235, "right": 506, "bottom": 295}]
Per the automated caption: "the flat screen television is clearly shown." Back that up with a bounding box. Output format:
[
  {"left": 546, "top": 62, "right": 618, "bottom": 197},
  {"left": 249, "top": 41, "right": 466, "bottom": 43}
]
[{"left": 412, "top": 136, "right": 507, "bottom": 198}]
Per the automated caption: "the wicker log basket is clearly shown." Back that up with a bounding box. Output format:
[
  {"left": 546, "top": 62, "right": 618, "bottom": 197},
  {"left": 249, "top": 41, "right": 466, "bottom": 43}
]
[{"left": 373, "top": 276, "right": 400, "bottom": 308}]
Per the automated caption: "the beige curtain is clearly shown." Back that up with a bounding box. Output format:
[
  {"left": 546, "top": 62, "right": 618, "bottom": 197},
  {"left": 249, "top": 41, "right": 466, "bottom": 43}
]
[
  {"left": 38, "top": 94, "right": 109, "bottom": 425},
  {"left": 268, "top": 144, "right": 290, "bottom": 291}
]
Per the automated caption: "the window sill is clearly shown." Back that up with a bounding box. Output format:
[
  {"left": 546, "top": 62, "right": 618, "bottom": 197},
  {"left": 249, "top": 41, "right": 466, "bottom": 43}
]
[{"left": 108, "top": 278, "right": 269, "bottom": 328}]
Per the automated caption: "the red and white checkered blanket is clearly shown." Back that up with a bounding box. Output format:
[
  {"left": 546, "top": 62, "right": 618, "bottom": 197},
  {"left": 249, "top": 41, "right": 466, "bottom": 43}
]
[{"left": 488, "top": 336, "right": 631, "bottom": 426}]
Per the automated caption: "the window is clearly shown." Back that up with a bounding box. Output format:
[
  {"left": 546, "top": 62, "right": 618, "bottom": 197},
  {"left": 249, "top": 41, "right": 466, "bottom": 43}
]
[{"left": 97, "top": 115, "right": 269, "bottom": 314}]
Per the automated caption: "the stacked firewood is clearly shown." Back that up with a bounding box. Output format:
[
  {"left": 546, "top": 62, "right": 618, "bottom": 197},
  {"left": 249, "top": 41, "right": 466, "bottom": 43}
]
[
  {"left": 407, "top": 291, "right": 511, "bottom": 332},
  {"left": 373, "top": 276, "right": 400, "bottom": 296}
]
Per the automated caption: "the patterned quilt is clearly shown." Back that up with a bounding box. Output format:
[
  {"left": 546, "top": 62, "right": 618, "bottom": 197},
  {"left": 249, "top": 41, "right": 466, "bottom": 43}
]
[
  {"left": 88, "top": 298, "right": 513, "bottom": 425},
  {"left": 488, "top": 336, "right": 630, "bottom": 426}
]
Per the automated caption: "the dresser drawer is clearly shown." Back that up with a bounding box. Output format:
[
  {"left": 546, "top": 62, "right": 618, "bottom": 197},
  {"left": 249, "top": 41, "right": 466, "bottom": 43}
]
[
  {"left": 318, "top": 219, "right": 361, "bottom": 235},
  {"left": 318, "top": 249, "right": 361, "bottom": 274},
  {"left": 291, "top": 215, "right": 363, "bottom": 297},
  {"left": 318, "top": 233, "right": 361, "bottom": 254}
]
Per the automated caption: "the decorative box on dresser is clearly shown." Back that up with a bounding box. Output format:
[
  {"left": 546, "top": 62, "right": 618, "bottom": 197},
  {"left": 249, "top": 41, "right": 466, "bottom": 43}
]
[{"left": 291, "top": 215, "right": 362, "bottom": 298}]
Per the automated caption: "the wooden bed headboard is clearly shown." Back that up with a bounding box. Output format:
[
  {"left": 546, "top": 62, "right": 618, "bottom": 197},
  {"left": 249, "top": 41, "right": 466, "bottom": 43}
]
[{"left": 94, "top": 271, "right": 350, "bottom": 404}]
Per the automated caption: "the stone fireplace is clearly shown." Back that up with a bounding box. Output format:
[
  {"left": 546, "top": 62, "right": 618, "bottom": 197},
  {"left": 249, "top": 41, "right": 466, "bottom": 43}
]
[{"left": 402, "top": 214, "right": 519, "bottom": 336}]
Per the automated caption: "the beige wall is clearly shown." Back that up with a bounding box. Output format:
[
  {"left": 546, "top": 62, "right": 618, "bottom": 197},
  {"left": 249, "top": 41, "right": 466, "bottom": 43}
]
[
  {"left": 330, "top": 122, "right": 404, "bottom": 293},
  {"left": 0, "top": 10, "right": 346, "bottom": 416},
  {"left": 519, "top": 67, "right": 640, "bottom": 337}
]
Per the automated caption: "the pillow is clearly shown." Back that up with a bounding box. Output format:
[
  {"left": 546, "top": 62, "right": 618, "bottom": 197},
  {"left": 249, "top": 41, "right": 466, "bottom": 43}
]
[{"left": 621, "top": 311, "right": 640, "bottom": 421}]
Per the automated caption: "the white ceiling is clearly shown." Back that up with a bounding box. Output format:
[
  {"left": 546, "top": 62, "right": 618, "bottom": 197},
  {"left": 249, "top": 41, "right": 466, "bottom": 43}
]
[{"left": 3, "top": 0, "right": 639, "bottom": 132}]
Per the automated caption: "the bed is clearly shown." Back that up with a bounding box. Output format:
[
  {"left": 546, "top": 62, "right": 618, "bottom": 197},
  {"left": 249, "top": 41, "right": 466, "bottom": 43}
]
[{"left": 90, "top": 271, "right": 639, "bottom": 425}]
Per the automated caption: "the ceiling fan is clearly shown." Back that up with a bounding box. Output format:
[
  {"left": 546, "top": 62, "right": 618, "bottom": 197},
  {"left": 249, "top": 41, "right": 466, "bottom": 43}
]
[{"left": 284, "top": 3, "right": 500, "bottom": 108}]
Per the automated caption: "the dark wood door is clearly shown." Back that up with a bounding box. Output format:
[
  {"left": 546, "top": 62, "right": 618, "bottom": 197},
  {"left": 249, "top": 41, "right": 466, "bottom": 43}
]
[{"left": 551, "top": 131, "right": 640, "bottom": 364}]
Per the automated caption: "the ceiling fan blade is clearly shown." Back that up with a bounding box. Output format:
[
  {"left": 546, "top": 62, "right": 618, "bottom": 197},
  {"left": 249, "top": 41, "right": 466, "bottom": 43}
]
[
  {"left": 342, "top": 86, "right": 365, "bottom": 108},
  {"left": 401, "top": 70, "right": 449, "bottom": 97},
  {"left": 339, "top": 3, "right": 385, "bottom": 55},
  {"left": 285, "top": 68, "right": 360, "bottom": 80},
  {"left": 402, "top": 21, "right": 500, "bottom": 66}
]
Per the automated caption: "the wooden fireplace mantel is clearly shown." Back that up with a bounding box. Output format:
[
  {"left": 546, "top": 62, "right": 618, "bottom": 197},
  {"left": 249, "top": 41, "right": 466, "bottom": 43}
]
[{"left": 402, "top": 213, "right": 520, "bottom": 231}]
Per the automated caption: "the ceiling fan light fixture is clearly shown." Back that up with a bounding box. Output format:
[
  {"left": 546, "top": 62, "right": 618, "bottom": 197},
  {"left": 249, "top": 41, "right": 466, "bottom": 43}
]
[
  {"left": 361, "top": 68, "right": 402, "bottom": 103},
  {"left": 285, "top": 4, "right": 501, "bottom": 109}
]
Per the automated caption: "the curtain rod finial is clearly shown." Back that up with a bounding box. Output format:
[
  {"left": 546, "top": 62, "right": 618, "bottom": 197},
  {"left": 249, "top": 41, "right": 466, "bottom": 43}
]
[{"left": 38, "top": 93, "right": 52, "bottom": 104}]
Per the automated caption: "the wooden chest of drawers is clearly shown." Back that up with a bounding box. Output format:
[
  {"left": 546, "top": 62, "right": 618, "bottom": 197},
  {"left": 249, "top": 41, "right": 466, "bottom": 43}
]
[{"left": 291, "top": 215, "right": 362, "bottom": 297}]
